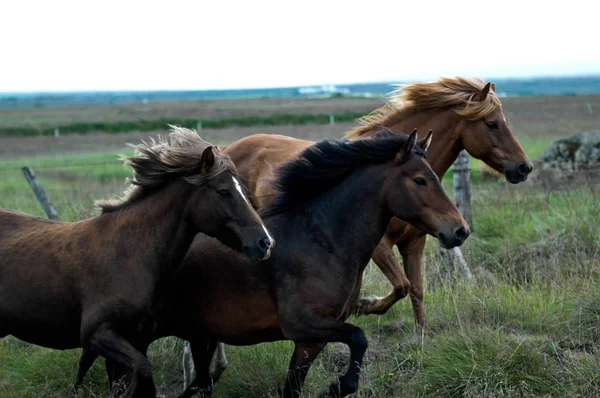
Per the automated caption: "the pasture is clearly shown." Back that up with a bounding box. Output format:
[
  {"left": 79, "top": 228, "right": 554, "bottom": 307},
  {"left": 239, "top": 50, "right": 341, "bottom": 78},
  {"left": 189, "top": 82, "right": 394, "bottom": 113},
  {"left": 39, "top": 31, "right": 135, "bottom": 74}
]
[{"left": 0, "top": 94, "right": 599, "bottom": 397}]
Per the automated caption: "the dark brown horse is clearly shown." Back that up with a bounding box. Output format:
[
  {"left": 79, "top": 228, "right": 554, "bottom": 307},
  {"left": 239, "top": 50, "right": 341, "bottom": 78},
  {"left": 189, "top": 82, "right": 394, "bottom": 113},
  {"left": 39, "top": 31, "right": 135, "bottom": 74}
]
[
  {"left": 220, "top": 77, "right": 532, "bottom": 335},
  {"left": 0, "top": 127, "right": 273, "bottom": 398},
  {"left": 93, "top": 128, "right": 470, "bottom": 397}
]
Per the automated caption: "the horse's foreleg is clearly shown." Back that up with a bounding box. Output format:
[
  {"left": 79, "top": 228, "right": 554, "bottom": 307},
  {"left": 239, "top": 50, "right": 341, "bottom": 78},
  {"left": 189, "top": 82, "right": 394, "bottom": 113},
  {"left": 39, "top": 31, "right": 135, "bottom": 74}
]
[
  {"left": 282, "top": 316, "right": 368, "bottom": 398},
  {"left": 86, "top": 325, "right": 155, "bottom": 398},
  {"left": 283, "top": 343, "right": 326, "bottom": 398},
  {"left": 354, "top": 236, "right": 410, "bottom": 315},
  {"left": 68, "top": 349, "right": 99, "bottom": 398},
  {"left": 401, "top": 237, "right": 433, "bottom": 336},
  {"left": 181, "top": 341, "right": 226, "bottom": 391},
  {"left": 178, "top": 339, "right": 219, "bottom": 398}
]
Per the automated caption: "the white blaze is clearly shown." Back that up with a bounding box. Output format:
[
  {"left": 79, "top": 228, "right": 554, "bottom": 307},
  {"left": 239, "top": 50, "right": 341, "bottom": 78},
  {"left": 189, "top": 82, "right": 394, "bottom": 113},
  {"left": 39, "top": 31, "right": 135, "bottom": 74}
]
[{"left": 232, "top": 176, "right": 274, "bottom": 247}]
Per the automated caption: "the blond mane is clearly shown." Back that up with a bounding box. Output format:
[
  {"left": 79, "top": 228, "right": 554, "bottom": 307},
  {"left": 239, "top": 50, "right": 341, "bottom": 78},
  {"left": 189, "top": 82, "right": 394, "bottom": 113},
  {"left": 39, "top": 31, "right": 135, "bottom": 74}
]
[
  {"left": 97, "top": 126, "right": 235, "bottom": 213},
  {"left": 346, "top": 77, "right": 502, "bottom": 138}
]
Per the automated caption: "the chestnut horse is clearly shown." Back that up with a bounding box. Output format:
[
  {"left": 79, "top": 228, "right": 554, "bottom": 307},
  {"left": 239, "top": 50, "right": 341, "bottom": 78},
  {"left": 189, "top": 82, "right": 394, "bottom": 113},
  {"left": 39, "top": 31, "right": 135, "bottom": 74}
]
[
  {"left": 220, "top": 77, "right": 532, "bottom": 335},
  {"left": 91, "top": 129, "right": 469, "bottom": 398},
  {"left": 0, "top": 127, "right": 273, "bottom": 398}
]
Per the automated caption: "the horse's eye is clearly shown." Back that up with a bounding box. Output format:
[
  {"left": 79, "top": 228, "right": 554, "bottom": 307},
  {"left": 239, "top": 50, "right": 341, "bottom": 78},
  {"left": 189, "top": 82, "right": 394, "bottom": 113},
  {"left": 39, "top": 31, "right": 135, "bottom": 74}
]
[
  {"left": 486, "top": 121, "right": 499, "bottom": 130},
  {"left": 217, "top": 189, "right": 231, "bottom": 197},
  {"left": 414, "top": 177, "right": 427, "bottom": 186}
]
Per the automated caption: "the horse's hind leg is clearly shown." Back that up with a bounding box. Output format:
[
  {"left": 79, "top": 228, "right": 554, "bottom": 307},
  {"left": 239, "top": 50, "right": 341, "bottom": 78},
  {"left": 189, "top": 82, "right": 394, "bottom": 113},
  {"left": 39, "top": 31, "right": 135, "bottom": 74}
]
[
  {"left": 282, "top": 316, "right": 368, "bottom": 398},
  {"left": 86, "top": 325, "right": 155, "bottom": 398},
  {"left": 283, "top": 343, "right": 326, "bottom": 398},
  {"left": 178, "top": 339, "right": 219, "bottom": 398},
  {"left": 68, "top": 349, "right": 99, "bottom": 398}
]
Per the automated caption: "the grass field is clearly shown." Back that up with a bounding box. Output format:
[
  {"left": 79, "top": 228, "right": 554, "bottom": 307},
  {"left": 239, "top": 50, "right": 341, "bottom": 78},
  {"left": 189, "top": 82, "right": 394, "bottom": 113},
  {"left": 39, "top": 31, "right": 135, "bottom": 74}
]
[{"left": 0, "top": 94, "right": 599, "bottom": 397}]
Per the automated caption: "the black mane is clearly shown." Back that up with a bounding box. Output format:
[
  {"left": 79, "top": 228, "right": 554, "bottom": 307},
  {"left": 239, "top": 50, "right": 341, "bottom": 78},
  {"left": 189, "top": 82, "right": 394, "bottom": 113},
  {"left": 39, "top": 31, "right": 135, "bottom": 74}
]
[{"left": 262, "top": 127, "right": 425, "bottom": 217}]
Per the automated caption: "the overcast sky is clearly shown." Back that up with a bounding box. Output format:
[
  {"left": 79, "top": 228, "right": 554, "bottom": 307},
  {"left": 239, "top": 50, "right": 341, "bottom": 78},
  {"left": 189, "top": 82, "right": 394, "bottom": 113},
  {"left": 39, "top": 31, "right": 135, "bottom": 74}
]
[{"left": 1, "top": 0, "right": 598, "bottom": 92}]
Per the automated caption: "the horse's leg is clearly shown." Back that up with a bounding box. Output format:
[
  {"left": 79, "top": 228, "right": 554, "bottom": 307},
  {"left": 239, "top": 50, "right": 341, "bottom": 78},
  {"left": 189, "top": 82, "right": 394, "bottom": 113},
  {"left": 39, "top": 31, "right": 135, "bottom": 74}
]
[
  {"left": 106, "top": 358, "right": 133, "bottom": 397},
  {"left": 178, "top": 339, "right": 219, "bottom": 398},
  {"left": 211, "top": 342, "right": 228, "bottom": 382},
  {"left": 282, "top": 316, "right": 368, "bottom": 398},
  {"left": 401, "top": 237, "right": 433, "bottom": 335},
  {"left": 86, "top": 326, "right": 154, "bottom": 398},
  {"left": 283, "top": 343, "right": 326, "bottom": 398},
  {"left": 68, "top": 349, "right": 99, "bottom": 398},
  {"left": 354, "top": 235, "right": 411, "bottom": 315}
]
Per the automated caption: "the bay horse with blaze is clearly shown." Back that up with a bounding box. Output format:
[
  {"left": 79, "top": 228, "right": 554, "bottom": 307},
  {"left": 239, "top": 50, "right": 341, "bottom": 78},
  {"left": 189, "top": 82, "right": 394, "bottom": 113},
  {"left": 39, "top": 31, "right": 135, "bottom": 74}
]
[{"left": 0, "top": 127, "right": 273, "bottom": 398}]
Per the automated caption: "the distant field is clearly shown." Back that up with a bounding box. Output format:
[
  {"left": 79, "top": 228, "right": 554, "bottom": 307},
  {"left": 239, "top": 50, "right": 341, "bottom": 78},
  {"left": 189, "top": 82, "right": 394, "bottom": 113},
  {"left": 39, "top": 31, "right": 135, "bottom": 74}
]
[
  {"left": 0, "top": 97, "right": 382, "bottom": 135},
  {"left": 0, "top": 94, "right": 598, "bottom": 138},
  {"left": 1, "top": 94, "right": 599, "bottom": 155}
]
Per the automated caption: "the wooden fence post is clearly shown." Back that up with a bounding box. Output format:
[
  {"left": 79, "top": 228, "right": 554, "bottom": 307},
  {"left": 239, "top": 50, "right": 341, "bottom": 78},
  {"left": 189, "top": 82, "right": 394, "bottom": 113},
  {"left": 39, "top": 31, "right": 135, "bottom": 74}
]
[
  {"left": 21, "top": 166, "right": 60, "bottom": 221},
  {"left": 453, "top": 150, "right": 472, "bottom": 230},
  {"left": 437, "top": 150, "right": 474, "bottom": 283}
]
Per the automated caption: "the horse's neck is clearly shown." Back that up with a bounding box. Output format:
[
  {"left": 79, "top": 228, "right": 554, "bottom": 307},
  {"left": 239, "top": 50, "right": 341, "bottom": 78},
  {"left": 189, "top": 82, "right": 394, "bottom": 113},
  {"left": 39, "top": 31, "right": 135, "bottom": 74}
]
[
  {"left": 280, "top": 164, "right": 391, "bottom": 268},
  {"left": 386, "top": 108, "right": 464, "bottom": 178},
  {"left": 98, "top": 181, "right": 194, "bottom": 278}
]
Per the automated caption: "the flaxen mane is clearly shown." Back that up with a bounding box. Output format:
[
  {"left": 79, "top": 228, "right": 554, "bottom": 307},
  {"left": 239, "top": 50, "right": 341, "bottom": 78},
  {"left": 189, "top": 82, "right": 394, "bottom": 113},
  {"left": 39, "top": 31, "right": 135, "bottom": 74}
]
[
  {"left": 97, "top": 126, "right": 236, "bottom": 213},
  {"left": 346, "top": 77, "right": 502, "bottom": 138},
  {"left": 262, "top": 127, "right": 425, "bottom": 217}
]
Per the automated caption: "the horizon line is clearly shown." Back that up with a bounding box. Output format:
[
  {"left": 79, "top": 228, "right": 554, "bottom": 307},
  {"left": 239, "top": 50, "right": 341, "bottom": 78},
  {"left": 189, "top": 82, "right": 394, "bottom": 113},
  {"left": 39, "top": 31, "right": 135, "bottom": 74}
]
[{"left": 2, "top": 73, "right": 600, "bottom": 95}]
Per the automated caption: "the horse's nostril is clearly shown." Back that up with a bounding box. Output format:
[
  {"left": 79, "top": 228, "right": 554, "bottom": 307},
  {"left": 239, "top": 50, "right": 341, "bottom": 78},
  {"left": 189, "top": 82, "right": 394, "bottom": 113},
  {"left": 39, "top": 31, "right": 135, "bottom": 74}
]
[
  {"left": 258, "top": 237, "right": 270, "bottom": 252},
  {"left": 517, "top": 162, "right": 533, "bottom": 176},
  {"left": 454, "top": 227, "right": 468, "bottom": 242}
]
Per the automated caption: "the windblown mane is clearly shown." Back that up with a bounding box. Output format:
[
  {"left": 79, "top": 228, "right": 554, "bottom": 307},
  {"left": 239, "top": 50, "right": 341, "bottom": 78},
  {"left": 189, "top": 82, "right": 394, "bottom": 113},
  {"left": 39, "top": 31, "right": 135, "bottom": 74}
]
[
  {"left": 97, "top": 126, "right": 236, "bottom": 213},
  {"left": 346, "top": 77, "right": 502, "bottom": 138},
  {"left": 262, "top": 127, "right": 425, "bottom": 217}
]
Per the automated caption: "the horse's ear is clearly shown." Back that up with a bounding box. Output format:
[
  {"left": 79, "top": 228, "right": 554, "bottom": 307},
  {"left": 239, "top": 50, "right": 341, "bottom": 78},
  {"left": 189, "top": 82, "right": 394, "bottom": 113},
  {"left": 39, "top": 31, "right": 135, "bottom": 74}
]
[
  {"left": 418, "top": 129, "right": 433, "bottom": 152},
  {"left": 396, "top": 129, "right": 417, "bottom": 161},
  {"left": 474, "top": 82, "right": 491, "bottom": 101},
  {"left": 490, "top": 82, "right": 496, "bottom": 92},
  {"left": 200, "top": 146, "right": 216, "bottom": 173}
]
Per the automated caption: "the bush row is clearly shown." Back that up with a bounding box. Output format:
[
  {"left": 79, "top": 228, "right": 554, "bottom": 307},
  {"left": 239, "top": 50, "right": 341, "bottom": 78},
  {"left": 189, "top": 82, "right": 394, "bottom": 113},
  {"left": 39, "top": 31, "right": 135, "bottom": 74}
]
[{"left": 0, "top": 112, "right": 366, "bottom": 136}]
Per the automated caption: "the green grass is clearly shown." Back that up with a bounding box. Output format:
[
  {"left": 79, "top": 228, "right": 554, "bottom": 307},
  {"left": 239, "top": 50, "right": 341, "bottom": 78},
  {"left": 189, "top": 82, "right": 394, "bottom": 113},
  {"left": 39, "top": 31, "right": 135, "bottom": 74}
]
[{"left": 1, "top": 140, "right": 599, "bottom": 397}]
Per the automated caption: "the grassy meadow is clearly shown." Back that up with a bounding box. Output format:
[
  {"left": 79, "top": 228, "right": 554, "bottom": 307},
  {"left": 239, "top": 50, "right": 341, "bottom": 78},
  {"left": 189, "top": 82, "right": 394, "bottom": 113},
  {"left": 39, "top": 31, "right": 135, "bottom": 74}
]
[{"left": 0, "top": 94, "right": 599, "bottom": 397}]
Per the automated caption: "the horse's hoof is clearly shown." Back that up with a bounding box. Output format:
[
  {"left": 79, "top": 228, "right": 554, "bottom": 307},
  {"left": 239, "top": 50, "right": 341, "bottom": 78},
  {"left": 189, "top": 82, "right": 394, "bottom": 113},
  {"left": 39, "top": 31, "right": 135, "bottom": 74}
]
[
  {"left": 354, "top": 296, "right": 381, "bottom": 316},
  {"left": 317, "top": 390, "right": 334, "bottom": 398},
  {"left": 419, "top": 325, "right": 436, "bottom": 337}
]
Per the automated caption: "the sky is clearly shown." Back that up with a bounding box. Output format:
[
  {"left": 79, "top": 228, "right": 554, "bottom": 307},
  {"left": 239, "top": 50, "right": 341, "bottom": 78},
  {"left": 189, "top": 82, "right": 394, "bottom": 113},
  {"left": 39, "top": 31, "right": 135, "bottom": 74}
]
[{"left": 1, "top": 0, "right": 599, "bottom": 92}]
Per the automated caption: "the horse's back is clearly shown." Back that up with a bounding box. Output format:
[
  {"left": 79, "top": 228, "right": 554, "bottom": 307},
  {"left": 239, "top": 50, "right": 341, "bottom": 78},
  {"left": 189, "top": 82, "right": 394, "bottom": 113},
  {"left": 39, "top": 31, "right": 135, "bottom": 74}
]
[
  {"left": 0, "top": 208, "right": 57, "bottom": 241},
  {"left": 225, "top": 134, "right": 314, "bottom": 208}
]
